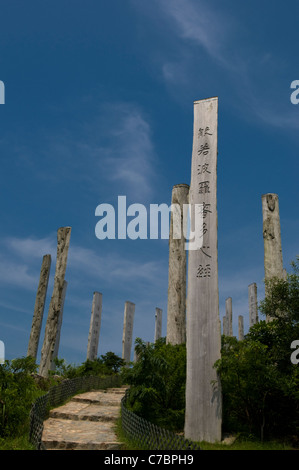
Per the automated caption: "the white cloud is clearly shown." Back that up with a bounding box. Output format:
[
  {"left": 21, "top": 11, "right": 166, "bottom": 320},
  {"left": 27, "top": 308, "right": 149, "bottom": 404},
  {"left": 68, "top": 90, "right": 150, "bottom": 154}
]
[
  {"left": 133, "top": 0, "right": 299, "bottom": 135},
  {"left": 0, "top": 234, "right": 167, "bottom": 293},
  {"left": 249, "top": 100, "right": 299, "bottom": 131},
  {"left": 5, "top": 235, "right": 56, "bottom": 260},
  {"left": 157, "top": 0, "right": 230, "bottom": 65},
  {"left": 97, "top": 102, "right": 157, "bottom": 201},
  {"left": 11, "top": 98, "right": 158, "bottom": 203},
  {"left": 0, "top": 255, "right": 39, "bottom": 291}
]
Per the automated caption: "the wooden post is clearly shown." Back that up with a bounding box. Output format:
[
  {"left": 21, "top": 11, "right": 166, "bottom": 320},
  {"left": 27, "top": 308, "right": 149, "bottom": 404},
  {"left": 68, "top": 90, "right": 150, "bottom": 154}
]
[
  {"left": 166, "top": 183, "right": 189, "bottom": 345},
  {"left": 122, "top": 301, "right": 135, "bottom": 364},
  {"left": 184, "top": 97, "right": 222, "bottom": 443},
  {"left": 87, "top": 292, "right": 102, "bottom": 361},
  {"left": 154, "top": 308, "right": 163, "bottom": 342},
  {"left": 39, "top": 227, "right": 71, "bottom": 377},
  {"left": 27, "top": 254, "right": 51, "bottom": 359},
  {"left": 248, "top": 283, "right": 258, "bottom": 327}
]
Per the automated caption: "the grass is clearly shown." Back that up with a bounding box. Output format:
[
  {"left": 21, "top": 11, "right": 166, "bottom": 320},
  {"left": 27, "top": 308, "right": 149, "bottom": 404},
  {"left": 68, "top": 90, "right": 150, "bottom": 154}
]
[
  {"left": 115, "top": 418, "right": 297, "bottom": 451},
  {"left": 1, "top": 420, "right": 296, "bottom": 451},
  {"left": 0, "top": 435, "right": 36, "bottom": 451},
  {"left": 197, "top": 437, "right": 295, "bottom": 450},
  {"left": 115, "top": 417, "right": 142, "bottom": 450}
]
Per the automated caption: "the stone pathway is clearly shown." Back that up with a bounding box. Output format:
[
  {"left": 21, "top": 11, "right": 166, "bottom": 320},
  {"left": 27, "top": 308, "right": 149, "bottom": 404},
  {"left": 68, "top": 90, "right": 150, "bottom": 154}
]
[{"left": 41, "top": 386, "right": 128, "bottom": 450}]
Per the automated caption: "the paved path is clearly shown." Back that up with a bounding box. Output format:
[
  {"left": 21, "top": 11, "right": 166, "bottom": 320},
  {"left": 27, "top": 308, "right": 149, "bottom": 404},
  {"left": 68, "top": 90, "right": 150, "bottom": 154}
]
[{"left": 41, "top": 386, "right": 128, "bottom": 450}]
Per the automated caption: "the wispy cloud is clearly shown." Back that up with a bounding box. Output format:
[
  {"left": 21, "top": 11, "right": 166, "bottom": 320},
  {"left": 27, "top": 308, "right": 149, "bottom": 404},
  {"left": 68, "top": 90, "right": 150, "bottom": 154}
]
[
  {"left": 12, "top": 100, "right": 157, "bottom": 202},
  {"left": 248, "top": 98, "right": 299, "bottom": 131},
  {"left": 0, "top": 234, "right": 167, "bottom": 292},
  {"left": 97, "top": 102, "right": 157, "bottom": 201},
  {"left": 5, "top": 235, "right": 56, "bottom": 261},
  {"left": 133, "top": 0, "right": 298, "bottom": 134},
  {"left": 0, "top": 255, "right": 39, "bottom": 291},
  {"left": 157, "top": 0, "right": 232, "bottom": 66}
]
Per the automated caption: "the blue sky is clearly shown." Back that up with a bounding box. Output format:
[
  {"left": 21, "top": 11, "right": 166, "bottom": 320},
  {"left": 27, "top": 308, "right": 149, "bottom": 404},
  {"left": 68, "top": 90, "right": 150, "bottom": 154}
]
[{"left": 0, "top": 0, "right": 298, "bottom": 365}]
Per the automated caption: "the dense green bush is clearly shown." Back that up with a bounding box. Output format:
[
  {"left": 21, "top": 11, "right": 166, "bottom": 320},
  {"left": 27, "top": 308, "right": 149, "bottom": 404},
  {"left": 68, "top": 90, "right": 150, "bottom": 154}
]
[
  {"left": 215, "top": 258, "right": 299, "bottom": 441},
  {"left": 121, "top": 337, "right": 186, "bottom": 431},
  {"left": 51, "top": 351, "right": 125, "bottom": 378},
  {"left": 0, "top": 356, "right": 43, "bottom": 438},
  {"left": 0, "top": 351, "right": 124, "bottom": 441},
  {"left": 122, "top": 260, "right": 299, "bottom": 442}
]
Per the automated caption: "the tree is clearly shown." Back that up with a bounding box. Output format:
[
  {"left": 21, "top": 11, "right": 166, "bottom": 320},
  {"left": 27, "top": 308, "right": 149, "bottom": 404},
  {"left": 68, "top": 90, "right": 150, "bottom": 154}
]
[
  {"left": 215, "top": 258, "right": 299, "bottom": 441},
  {"left": 100, "top": 352, "right": 125, "bottom": 373},
  {"left": 121, "top": 338, "right": 186, "bottom": 431},
  {"left": 50, "top": 351, "right": 124, "bottom": 378},
  {"left": 0, "top": 357, "right": 42, "bottom": 438},
  {"left": 259, "top": 256, "right": 299, "bottom": 324}
]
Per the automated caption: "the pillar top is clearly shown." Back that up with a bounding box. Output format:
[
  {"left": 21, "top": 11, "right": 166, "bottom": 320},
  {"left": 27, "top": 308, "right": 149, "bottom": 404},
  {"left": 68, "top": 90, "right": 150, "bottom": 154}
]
[
  {"left": 261, "top": 193, "right": 278, "bottom": 198},
  {"left": 173, "top": 183, "right": 190, "bottom": 189},
  {"left": 194, "top": 96, "right": 218, "bottom": 104}
]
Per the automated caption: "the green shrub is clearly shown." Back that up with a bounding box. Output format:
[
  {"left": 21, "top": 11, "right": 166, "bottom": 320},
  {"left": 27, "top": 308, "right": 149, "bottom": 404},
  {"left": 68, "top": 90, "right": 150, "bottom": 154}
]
[
  {"left": 0, "top": 350, "right": 124, "bottom": 441},
  {"left": 215, "top": 259, "right": 299, "bottom": 441},
  {"left": 50, "top": 352, "right": 125, "bottom": 378},
  {"left": 0, "top": 356, "right": 43, "bottom": 438},
  {"left": 121, "top": 338, "right": 186, "bottom": 431}
]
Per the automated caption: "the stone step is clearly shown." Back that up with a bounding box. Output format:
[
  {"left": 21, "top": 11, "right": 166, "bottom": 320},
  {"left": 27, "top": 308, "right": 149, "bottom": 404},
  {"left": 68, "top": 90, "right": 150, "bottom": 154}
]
[
  {"left": 41, "top": 387, "right": 127, "bottom": 450},
  {"left": 105, "top": 388, "right": 128, "bottom": 394},
  {"left": 71, "top": 391, "right": 124, "bottom": 406},
  {"left": 49, "top": 401, "right": 120, "bottom": 422},
  {"left": 42, "top": 418, "right": 123, "bottom": 450}
]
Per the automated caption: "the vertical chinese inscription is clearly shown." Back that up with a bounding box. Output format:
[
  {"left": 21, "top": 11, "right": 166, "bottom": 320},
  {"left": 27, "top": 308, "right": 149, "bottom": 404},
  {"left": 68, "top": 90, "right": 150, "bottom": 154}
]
[{"left": 185, "top": 98, "right": 222, "bottom": 443}]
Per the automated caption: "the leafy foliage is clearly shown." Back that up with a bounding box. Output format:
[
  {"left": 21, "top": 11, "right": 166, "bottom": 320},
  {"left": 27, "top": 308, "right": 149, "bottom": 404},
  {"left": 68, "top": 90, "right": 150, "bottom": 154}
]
[
  {"left": 0, "top": 350, "right": 124, "bottom": 440},
  {"left": 121, "top": 337, "right": 186, "bottom": 431},
  {"left": 259, "top": 256, "right": 299, "bottom": 325},
  {"left": 0, "top": 356, "right": 43, "bottom": 438},
  {"left": 215, "top": 259, "right": 299, "bottom": 441},
  {"left": 51, "top": 351, "right": 125, "bottom": 378}
]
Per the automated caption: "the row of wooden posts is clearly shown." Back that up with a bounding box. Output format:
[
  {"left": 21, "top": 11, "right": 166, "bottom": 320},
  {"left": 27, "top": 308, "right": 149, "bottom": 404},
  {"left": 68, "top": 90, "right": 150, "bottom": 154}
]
[
  {"left": 26, "top": 230, "right": 164, "bottom": 375},
  {"left": 26, "top": 98, "right": 286, "bottom": 444},
  {"left": 26, "top": 225, "right": 262, "bottom": 380}
]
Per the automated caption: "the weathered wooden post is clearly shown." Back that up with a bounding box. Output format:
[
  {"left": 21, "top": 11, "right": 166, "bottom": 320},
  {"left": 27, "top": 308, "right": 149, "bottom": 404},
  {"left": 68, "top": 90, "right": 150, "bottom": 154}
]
[
  {"left": 122, "top": 301, "right": 135, "bottom": 364},
  {"left": 238, "top": 315, "right": 244, "bottom": 341},
  {"left": 27, "top": 254, "right": 51, "bottom": 359},
  {"left": 222, "top": 315, "right": 229, "bottom": 336},
  {"left": 184, "top": 97, "right": 222, "bottom": 443},
  {"left": 154, "top": 307, "right": 163, "bottom": 342},
  {"left": 225, "top": 297, "right": 233, "bottom": 337},
  {"left": 248, "top": 283, "right": 258, "bottom": 327},
  {"left": 262, "top": 193, "right": 284, "bottom": 281},
  {"left": 39, "top": 227, "right": 71, "bottom": 377},
  {"left": 166, "top": 183, "right": 189, "bottom": 345},
  {"left": 87, "top": 292, "right": 103, "bottom": 361},
  {"left": 51, "top": 280, "right": 68, "bottom": 367},
  {"left": 262, "top": 193, "right": 284, "bottom": 322}
]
